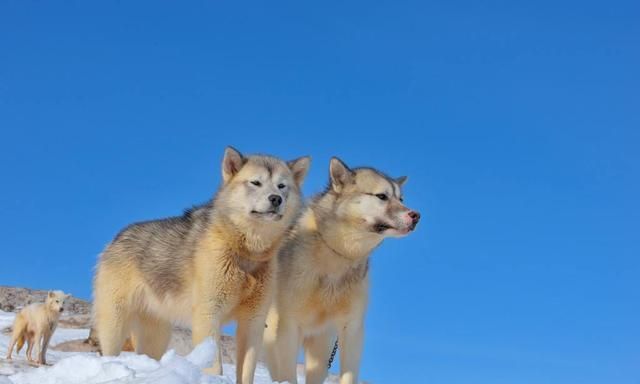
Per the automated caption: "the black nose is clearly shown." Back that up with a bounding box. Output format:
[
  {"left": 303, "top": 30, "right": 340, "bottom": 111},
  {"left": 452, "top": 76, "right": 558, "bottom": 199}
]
[
  {"left": 60, "top": 308, "right": 64, "bottom": 312},
  {"left": 408, "top": 211, "right": 420, "bottom": 223},
  {"left": 268, "top": 195, "right": 283, "bottom": 208}
]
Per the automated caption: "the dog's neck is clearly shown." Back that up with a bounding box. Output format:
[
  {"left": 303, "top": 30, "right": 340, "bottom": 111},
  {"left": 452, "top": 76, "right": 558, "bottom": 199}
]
[
  {"left": 316, "top": 220, "right": 381, "bottom": 261},
  {"left": 45, "top": 305, "right": 61, "bottom": 321},
  {"left": 292, "top": 209, "right": 375, "bottom": 286},
  {"left": 212, "top": 214, "right": 285, "bottom": 260},
  {"left": 309, "top": 198, "right": 383, "bottom": 264}
]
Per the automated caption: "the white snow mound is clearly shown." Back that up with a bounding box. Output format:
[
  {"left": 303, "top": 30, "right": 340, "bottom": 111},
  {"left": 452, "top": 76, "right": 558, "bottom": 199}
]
[
  {"left": 0, "top": 310, "right": 302, "bottom": 384},
  {"left": 8, "top": 338, "right": 232, "bottom": 384}
]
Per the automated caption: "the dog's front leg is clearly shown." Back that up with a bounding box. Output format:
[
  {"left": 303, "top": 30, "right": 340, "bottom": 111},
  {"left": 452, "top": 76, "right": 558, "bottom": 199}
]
[
  {"left": 30, "top": 331, "right": 43, "bottom": 365},
  {"left": 338, "top": 318, "right": 364, "bottom": 384},
  {"left": 193, "top": 296, "right": 227, "bottom": 376},
  {"left": 38, "top": 331, "right": 52, "bottom": 365},
  {"left": 236, "top": 315, "right": 267, "bottom": 384},
  {"left": 192, "top": 247, "right": 239, "bottom": 376}
]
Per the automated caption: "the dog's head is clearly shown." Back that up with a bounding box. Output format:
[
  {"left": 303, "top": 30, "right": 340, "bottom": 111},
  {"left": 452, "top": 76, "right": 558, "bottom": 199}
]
[
  {"left": 325, "top": 157, "right": 420, "bottom": 238},
  {"left": 216, "top": 146, "right": 310, "bottom": 232},
  {"left": 46, "top": 290, "right": 70, "bottom": 313}
]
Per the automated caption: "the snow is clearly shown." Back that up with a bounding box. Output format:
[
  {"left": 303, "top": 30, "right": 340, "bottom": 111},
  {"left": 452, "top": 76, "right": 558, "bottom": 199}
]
[
  {"left": 8, "top": 341, "right": 232, "bottom": 384},
  {"left": 0, "top": 311, "right": 299, "bottom": 384}
]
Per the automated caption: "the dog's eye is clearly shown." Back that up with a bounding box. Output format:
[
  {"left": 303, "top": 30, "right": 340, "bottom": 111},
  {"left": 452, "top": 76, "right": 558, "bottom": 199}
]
[
  {"left": 277, "top": 183, "right": 286, "bottom": 189},
  {"left": 376, "top": 193, "right": 388, "bottom": 201},
  {"left": 56, "top": 300, "right": 59, "bottom": 303},
  {"left": 251, "top": 180, "right": 262, "bottom": 187}
]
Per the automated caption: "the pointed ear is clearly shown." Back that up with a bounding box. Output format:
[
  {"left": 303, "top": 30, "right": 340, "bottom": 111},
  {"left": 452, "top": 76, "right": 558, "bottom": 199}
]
[
  {"left": 287, "top": 156, "right": 311, "bottom": 187},
  {"left": 395, "top": 176, "right": 408, "bottom": 187},
  {"left": 48, "top": 291, "right": 54, "bottom": 298},
  {"left": 329, "top": 157, "right": 353, "bottom": 192},
  {"left": 222, "top": 146, "right": 245, "bottom": 183}
]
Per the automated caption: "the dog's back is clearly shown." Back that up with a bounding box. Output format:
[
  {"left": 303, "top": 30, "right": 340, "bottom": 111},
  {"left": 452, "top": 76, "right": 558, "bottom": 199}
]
[
  {"left": 16, "top": 303, "right": 47, "bottom": 334},
  {"left": 99, "top": 203, "right": 210, "bottom": 298}
]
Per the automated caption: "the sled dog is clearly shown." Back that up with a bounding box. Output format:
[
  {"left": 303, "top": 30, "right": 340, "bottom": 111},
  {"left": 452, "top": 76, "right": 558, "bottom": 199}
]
[
  {"left": 93, "top": 147, "right": 310, "bottom": 384},
  {"left": 264, "top": 157, "right": 420, "bottom": 384}
]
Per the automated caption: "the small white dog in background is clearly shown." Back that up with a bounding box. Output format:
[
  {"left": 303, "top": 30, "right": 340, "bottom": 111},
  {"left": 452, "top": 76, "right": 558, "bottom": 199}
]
[{"left": 5, "top": 290, "right": 69, "bottom": 365}]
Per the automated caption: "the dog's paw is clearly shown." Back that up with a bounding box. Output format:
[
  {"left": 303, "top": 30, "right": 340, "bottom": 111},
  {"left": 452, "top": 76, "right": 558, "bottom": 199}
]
[{"left": 202, "top": 366, "right": 223, "bottom": 376}]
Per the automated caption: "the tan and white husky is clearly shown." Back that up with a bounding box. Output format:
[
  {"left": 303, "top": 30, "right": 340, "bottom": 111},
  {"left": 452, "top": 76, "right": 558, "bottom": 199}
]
[
  {"left": 93, "top": 147, "right": 310, "bottom": 384},
  {"left": 264, "top": 157, "right": 420, "bottom": 384}
]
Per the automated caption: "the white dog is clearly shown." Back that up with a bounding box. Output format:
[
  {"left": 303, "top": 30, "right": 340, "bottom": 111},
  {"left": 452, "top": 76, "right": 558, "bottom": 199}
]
[{"left": 5, "top": 290, "right": 69, "bottom": 365}]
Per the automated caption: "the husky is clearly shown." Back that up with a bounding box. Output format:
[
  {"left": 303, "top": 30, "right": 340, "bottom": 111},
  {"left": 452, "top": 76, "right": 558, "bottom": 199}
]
[
  {"left": 92, "top": 147, "right": 310, "bottom": 384},
  {"left": 263, "top": 157, "right": 420, "bottom": 384},
  {"left": 6, "top": 291, "right": 69, "bottom": 365}
]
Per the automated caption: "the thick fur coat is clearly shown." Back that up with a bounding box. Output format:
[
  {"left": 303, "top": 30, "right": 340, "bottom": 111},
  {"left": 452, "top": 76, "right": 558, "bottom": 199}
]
[
  {"left": 264, "top": 158, "right": 420, "bottom": 384},
  {"left": 93, "top": 147, "right": 310, "bottom": 384}
]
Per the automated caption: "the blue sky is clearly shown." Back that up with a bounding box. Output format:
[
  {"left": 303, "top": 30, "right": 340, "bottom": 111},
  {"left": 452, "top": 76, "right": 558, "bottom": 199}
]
[{"left": 0, "top": 1, "right": 638, "bottom": 383}]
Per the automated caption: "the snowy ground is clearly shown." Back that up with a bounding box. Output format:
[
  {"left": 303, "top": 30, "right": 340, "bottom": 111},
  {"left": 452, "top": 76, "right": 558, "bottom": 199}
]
[{"left": 0, "top": 311, "right": 298, "bottom": 384}]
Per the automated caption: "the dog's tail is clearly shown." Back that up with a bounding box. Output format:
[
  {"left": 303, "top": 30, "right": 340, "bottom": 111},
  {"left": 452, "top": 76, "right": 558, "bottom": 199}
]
[
  {"left": 12, "top": 313, "right": 27, "bottom": 353},
  {"left": 16, "top": 334, "right": 25, "bottom": 353}
]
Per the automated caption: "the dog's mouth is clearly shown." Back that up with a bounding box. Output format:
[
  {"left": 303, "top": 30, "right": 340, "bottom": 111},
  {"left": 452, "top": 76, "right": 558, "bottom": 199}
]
[
  {"left": 250, "top": 210, "right": 283, "bottom": 221},
  {"left": 372, "top": 221, "right": 417, "bottom": 234},
  {"left": 372, "top": 222, "right": 395, "bottom": 233}
]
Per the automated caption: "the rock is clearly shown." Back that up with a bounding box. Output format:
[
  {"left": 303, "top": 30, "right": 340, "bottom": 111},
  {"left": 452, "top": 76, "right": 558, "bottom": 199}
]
[{"left": 0, "top": 286, "right": 90, "bottom": 315}]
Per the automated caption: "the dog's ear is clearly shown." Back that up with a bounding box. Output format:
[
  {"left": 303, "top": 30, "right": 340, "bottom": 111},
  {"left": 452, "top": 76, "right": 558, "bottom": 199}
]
[
  {"left": 48, "top": 291, "right": 54, "bottom": 298},
  {"left": 222, "top": 146, "right": 246, "bottom": 183},
  {"left": 395, "top": 176, "right": 408, "bottom": 187},
  {"left": 329, "top": 157, "right": 354, "bottom": 192},
  {"left": 287, "top": 156, "right": 311, "bottom": 187}
]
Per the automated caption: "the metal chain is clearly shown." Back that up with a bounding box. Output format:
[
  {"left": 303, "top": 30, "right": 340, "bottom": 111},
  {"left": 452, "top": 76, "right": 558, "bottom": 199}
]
[{"left": 327, "top": 338, "right": 339, "bottom": 370}]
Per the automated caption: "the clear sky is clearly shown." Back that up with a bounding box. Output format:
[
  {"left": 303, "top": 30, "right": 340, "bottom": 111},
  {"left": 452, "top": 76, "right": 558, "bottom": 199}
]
[{"left": 0, "top": 1, "right": 638, "bottom": 383}]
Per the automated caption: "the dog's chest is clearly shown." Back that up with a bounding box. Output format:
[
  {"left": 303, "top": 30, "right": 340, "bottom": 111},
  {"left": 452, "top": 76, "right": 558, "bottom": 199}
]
[
  {"left": 300, "top": 275, "right": 361, "bottom": 327},
  {"left": 235, "top": 256, "right": 272, "bottom": 296}
]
